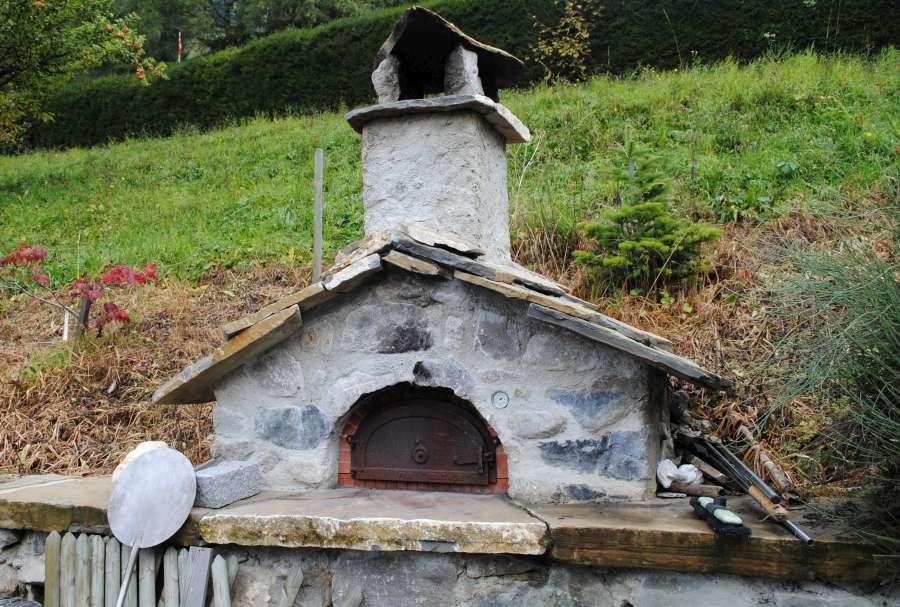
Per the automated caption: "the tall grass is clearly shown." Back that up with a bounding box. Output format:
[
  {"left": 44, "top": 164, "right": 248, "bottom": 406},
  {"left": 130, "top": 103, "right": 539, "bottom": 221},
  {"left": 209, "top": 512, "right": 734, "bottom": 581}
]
[{"left": 764, "top": 203, "right": 900, "bottom": 547}]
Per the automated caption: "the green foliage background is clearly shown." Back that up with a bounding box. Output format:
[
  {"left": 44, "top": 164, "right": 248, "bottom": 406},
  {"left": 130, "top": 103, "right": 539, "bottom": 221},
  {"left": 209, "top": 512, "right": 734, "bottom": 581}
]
[
  {"left": 2, "top": 51, "right": 896, "bottom": 284},
  {"left": 28, "top": 0, "right": 897, "bottom": 149}
]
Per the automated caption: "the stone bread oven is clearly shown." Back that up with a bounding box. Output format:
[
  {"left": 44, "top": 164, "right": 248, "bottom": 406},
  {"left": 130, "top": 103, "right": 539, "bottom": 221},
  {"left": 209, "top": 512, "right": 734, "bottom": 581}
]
[{"left": 153, "top": 7, "right": 727, "bottom": 505}]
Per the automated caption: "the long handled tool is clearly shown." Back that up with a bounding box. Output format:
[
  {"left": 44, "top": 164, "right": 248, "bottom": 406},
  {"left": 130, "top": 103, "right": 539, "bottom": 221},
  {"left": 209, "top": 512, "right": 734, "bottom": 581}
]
[
  {"left": 695, "top": 438, "right": 813, "bottom": 545},
  {"left": 107, "top": 446, "right": 197, "bottom": 607}
]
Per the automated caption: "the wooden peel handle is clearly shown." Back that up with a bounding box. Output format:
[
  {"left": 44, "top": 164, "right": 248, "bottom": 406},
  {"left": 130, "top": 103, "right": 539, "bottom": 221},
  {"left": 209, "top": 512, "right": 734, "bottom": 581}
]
[{"left": 747, "top": 485, "right": 789, "bottom": 520}]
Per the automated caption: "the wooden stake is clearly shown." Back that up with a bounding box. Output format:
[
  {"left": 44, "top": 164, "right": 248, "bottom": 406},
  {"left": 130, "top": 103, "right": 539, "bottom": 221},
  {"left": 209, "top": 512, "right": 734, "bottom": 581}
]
[
  {"left": 90, "top": 535, "right": 105, "bottom": 607},
  {"left": 45, "top": 531, "right": 62, "bottom": 607},
  {"left": 138, "top": 548, "right": 156, "bottom": 607},
  {"left": 312, "top": 148, "right": 324, "bottom": 282},
  {"left": 210, "top": 556, "right": 231, "bottom": 607},
  {"left": 179, "top": 547, "right": 213, "bottom": 607},
  {"left": 276, "top": 563, "right": 303, "bottom": 607},
  {"left": 224, "top": 555, "right": 238, "bottom": 591},
  {"left": 73, "top": 296, "right": 91, "bottom": 341},
  {"left": 104, "top": 538, "right": 121, "bottom": 607},
  {"left": 60, "top": 533, "right": 77, "bottom": 607},
  {"left": 75, "top": 534, "right": 91, "bottom": 607},
  {"left": 162, "top": 547, "right": 179, "bottom": 607},
  {"left": 177, "top": 549, "right": 187, "bottom": 601}
]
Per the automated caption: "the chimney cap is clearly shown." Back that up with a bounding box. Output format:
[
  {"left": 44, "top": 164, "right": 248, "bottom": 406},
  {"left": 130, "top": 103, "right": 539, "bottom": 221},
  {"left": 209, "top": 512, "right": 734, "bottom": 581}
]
[{"left": 374, "top": 7, "right": 524, "bottom": 102}]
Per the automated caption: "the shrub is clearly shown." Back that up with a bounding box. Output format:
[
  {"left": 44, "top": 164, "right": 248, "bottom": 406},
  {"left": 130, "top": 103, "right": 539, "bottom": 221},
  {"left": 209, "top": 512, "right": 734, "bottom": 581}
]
[
  {"left": 26, "top": 0, "right": 897, "bottom": 149},
  {"left": 573, "top": 140, "right": 718, "bottom": 292},
  {"left": 532, "top": 1, "right": 600, "bottom": 83},
  {"left": 765, "top": 218, "right": 900, "bottom": 548}
]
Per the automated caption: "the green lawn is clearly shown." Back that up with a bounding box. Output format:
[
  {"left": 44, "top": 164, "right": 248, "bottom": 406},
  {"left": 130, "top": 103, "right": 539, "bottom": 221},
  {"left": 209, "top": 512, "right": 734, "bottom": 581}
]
[{"left": 1, "top": 50, "right": 896, "bottom": 283}]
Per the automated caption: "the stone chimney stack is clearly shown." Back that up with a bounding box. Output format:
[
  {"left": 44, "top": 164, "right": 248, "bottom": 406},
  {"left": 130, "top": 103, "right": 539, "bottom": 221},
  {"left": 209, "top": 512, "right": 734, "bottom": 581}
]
[{"left": 345, "top": 7, "right": 530, "bottom": 263}]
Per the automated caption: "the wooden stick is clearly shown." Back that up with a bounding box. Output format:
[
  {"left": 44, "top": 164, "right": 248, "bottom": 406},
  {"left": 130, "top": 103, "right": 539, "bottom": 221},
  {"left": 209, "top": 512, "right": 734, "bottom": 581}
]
[
  {"left": 163, "top": 548, "right": 179, "bottom": 607},
  {"left": 668, "top": 481, "right": 724, "bottom": 497},
  {"left": 276, "top": 563, "right": 303, "bottom": 607},
  {"left": 90, "top": 535, "right": 105, "bottom": 607},
  {"left": 687, "top": 455, "right": 730, "bottom": 486},
  {"left": 61, "top": 533, "right": 77, "bottom": 607},
  {"left": 738, "top": 425, "right": 795, "bottom": 496},
  {"left": 312, "top": 148, "right": 324, "bottom": 282},
  {"left": 210, "top": 556, "right": 231, "bottom": 607},
  {"left": 116, "top": 544, "right": 139, "bottom": 607},
  {"left": 45, "top": 531, "right": 62, "bottom": 607},
  {"left": 138, "top": 548, "right": 156, "bottom": 607},
  {"left": 104, "top": 538, "right": 121, "bottom": 607}
]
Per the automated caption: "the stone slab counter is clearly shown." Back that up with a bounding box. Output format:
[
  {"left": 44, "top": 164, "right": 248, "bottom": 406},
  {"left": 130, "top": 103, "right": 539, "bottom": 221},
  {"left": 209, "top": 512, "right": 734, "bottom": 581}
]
[{"left": 198, "top": 488, "right": 547, "bottom": 554}]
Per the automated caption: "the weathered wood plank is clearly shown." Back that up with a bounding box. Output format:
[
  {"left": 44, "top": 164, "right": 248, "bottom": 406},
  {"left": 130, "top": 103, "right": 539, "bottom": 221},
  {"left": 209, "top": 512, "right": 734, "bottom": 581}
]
[
  {"left": 179, "top": 547, "right": 213, "bottom": 607},
  {"left": 104, "top": 538, "right": 121, "bottom": 607},
  {"left": 209, "top": 556, "right": 230, "bottom": 607},
  {"left": 527, "top": 303, "right": 730, "bottom": 391},
  {"left": 537, "top": 498, "right": 890, "bottom": 583},
  {"left": 44, "top": 531, "right": 62, "bottom": 607},
  {"left": 381, "top": 250, "right": 445, "bottom": 276},
  {"left": 221, "top": 282, "right": 335, "bottom": 339},
  {"left": 60, "top": 533, "right": 76, "bottom": 607},
  {"left": 75, "top": 534, "right": 91, "bottom": 607},
  {"left": 90, "top": 535, "right": 104, "bottom": 607},
  {"left": 275, "top": 563, "right": 303, "bottom": 607},
  {"left": 162, "top": 548, "right": 179, "bottom": 607},
  {"left": 153, "top": 306, "right": 303, "bottom": 404},
  {"left": 138, "top": 548, "right": 156, "bottom": 607}
]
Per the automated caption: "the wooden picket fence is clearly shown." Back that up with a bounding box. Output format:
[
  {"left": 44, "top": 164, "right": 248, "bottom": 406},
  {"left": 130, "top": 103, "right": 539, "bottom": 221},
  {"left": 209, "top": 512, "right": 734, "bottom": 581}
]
[{"left": 42, "top": 532, "right": 235, "bottom": 607}]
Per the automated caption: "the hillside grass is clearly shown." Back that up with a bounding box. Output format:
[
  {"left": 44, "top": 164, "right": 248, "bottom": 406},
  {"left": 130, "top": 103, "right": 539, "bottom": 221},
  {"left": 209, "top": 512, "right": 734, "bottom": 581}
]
[
  {"left": 1, "top": 52, "right": 898, "bottom": 537},
  {"left": 2, "top": 50, "right": 896, "bottom": 284}
]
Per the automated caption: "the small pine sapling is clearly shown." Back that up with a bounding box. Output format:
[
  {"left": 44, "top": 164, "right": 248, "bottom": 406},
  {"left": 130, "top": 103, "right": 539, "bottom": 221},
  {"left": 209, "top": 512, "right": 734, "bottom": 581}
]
[{"left": 573, "top": 140, "right": 718, "bottom": 294}]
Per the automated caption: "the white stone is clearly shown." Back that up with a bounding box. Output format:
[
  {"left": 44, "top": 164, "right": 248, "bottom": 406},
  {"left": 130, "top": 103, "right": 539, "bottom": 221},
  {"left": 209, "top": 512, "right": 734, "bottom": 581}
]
[
  {"left": 16, "top": 556, "right": 43, "bottom": 584},
  {"left": 510, "top": 411, "right": 566, "bottom": 439},
  {"left": 444, "top": 45, "right": 484, "bottom": 96},
  {"left": 371, "top": 55, "right": 401, "bottom": 104},
  {"left": 361, "top": 111, "right": 511, "bottom": 262}
]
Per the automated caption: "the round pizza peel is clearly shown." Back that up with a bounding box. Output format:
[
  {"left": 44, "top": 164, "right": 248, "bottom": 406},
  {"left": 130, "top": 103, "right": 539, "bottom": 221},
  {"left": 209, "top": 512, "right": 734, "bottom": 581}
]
[{"left": 107, "top": 446, "right": 196, "bottom": 607}]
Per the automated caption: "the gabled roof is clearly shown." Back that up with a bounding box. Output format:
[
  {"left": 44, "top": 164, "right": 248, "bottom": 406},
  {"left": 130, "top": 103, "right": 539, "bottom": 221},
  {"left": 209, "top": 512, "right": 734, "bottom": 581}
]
[{"left": 153, "top": 225, "right": 730, "bottom": 405}]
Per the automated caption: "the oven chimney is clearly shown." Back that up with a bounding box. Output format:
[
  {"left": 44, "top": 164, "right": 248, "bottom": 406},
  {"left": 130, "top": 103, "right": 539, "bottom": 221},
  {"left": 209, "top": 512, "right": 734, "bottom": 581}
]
[{"left": 345, "top": 7, "right": 530, "bottom": 263}]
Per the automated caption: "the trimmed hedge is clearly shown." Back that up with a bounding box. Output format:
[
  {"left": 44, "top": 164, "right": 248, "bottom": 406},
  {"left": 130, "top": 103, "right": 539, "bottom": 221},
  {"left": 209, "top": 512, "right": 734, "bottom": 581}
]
[{"left": 30, "top": 0, "right": 897, "bottom": 149}]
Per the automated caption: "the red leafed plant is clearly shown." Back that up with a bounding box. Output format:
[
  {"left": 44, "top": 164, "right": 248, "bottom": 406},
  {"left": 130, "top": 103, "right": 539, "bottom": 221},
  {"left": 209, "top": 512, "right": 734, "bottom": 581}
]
[{"left": 0, "top": 243, "right": 158, "bottom": 339}]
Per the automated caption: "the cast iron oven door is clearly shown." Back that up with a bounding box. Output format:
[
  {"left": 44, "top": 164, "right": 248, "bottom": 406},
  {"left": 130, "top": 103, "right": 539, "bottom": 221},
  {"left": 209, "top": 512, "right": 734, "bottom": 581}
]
[{"left": 349, "top": 399, "right": 497, "bottom": 485}]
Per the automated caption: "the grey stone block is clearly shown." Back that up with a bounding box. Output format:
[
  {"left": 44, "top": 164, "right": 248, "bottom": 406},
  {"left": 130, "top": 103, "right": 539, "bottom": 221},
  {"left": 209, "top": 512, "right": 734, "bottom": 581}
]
[
  {"left": 539, "top": 430, "right": 651, "bottom": 481},
  {"left": 255, "top": 406, "right": 329, "bottom": 451},
  {"left": 195, "top": 460, "right": 263, "bottom": 509}
]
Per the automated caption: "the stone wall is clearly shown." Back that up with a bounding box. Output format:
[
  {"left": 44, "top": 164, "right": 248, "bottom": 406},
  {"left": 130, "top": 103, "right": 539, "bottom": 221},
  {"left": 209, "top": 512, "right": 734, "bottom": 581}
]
[
  {"left": 360, "top": 112, "right": 511, "bottom": 262},
  {"left": 3, "top": 531, "right": 892, "bottom": 606},
  {"left": 213, "top": 269, "right": 662, "bottom": 503},
  {"left": 0, "top": 530, "right": 45, "bottom": 600},
  {"left": 201, "top": 546, "right": 897, "bottom": 607}
]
